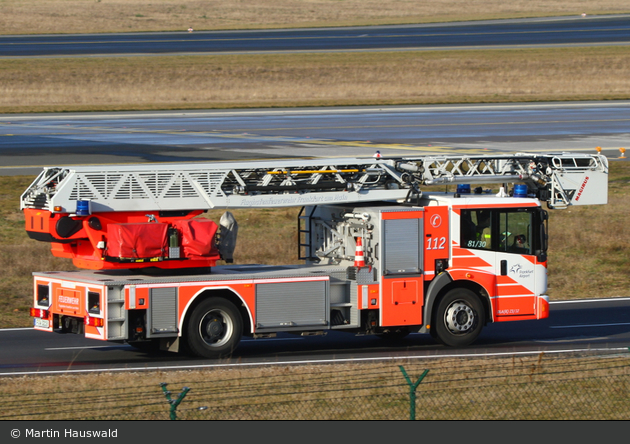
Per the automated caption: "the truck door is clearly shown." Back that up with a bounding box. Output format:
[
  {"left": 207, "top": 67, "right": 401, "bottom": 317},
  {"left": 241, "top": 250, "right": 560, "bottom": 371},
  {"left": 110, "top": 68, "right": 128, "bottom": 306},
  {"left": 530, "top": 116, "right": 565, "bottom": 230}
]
[
  {"left": 494, "top": 209, "right": 537, "bottom": 316},
  {"left": 460, "top": 208, "right": 541, "bottom": 317},
  {"left": 380, "top": 210, "right": 424, "bottom": 327}
]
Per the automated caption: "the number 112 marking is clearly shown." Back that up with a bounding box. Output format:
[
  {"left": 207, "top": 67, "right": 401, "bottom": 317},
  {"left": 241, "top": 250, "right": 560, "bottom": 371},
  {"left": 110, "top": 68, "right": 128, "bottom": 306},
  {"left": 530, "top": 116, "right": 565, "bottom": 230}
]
[{"left": 427, "top": 237, "right": 446, "bottom": 250}]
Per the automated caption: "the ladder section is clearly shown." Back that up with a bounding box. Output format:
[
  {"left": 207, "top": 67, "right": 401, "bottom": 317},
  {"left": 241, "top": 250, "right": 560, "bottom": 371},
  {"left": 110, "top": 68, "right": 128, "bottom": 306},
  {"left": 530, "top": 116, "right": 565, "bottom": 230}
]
[
  {"left": 21, "top": 152, "right": 608, "bottom": 213},
  {"left": 21, "top": 158, "right": 409, "bottom": 213},
  {"left": 412, "top": 153, "right": 609, "bottom": 208}
]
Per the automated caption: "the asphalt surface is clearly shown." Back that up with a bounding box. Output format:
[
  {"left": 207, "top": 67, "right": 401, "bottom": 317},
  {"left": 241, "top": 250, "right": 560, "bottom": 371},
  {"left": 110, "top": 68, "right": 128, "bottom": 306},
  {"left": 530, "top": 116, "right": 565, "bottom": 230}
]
[
  {"left": 1, "top": 15, "right": 629, "bottom": 58},
  {"left": 1, "top": 298, "right": 629, "bottom": 376},
  {"left": 2, "top": 101, "right": 629, "bottom": 175}
]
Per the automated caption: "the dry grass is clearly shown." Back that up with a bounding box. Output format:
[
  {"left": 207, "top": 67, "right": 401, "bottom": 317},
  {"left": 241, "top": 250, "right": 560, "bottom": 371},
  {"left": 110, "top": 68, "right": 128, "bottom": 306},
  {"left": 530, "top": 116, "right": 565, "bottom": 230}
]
[
  {"left": 206, "top": 207, "right": 298, "bottom": 265},
  {"left": 1, "top": 354, "right": 628, "bottom": 420},
  {"left": 2, "top": 46, "right": 630, "bottom": 113},
  {"left": 0, "top": 1, "right": 628, "bottom": 35}
]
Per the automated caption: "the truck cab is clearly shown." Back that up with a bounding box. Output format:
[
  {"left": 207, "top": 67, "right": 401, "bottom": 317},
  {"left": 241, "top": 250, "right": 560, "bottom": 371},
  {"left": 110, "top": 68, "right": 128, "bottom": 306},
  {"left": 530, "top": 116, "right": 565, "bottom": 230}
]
[{"left": 301, "top": 189, "right": 549, "bottom": 346}]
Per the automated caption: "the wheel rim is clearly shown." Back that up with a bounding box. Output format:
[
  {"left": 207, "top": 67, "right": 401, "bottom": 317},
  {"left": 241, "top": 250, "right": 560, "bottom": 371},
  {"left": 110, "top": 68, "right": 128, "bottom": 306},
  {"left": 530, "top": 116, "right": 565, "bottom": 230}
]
[
  {"left": 444, "top": 300, "right": 476, "bottom": 334},
  {"left": 198, "top": 309, "right": 234, "bottom": 348}
]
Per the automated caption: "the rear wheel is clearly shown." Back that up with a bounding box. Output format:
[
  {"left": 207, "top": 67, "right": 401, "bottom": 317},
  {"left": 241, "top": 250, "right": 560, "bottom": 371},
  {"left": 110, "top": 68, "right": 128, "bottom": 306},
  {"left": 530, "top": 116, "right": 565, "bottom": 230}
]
[
  {"left": 186, "top": 297, "right": 243, "bottom": 358},
  {"left": 434, "top": 288, "right": 485, "bottom": 347}
]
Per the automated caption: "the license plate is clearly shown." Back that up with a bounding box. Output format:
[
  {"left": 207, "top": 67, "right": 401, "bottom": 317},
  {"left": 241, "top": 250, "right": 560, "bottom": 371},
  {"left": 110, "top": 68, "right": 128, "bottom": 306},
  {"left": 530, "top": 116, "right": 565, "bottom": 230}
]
[{"left": 34, "top": 318, "right": 50, "bottom": 328}]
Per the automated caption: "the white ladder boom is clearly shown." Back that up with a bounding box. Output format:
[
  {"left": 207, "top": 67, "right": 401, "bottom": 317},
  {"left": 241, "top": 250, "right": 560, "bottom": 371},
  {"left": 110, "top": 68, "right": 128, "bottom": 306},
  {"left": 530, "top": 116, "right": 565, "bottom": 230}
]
[{"left": 20, "top": 153, "right": 608, "bottom": 213}]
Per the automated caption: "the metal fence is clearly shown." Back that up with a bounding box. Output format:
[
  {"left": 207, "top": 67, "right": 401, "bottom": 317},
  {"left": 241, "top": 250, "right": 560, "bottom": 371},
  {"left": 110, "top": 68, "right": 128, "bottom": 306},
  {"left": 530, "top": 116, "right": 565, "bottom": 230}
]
[{"left": 1, "top": 352, "right": 629, "bottom": 420}]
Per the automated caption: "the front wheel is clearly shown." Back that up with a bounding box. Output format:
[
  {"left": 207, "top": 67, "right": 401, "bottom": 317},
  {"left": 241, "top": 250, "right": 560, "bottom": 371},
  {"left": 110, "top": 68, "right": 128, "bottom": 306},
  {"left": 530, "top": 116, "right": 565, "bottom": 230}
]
[
  {"left": 186, "top": 297, "right": 243, "bottom": 358},
  {"left": 433, "top": 288, "right": 485, "bottom": 347}
]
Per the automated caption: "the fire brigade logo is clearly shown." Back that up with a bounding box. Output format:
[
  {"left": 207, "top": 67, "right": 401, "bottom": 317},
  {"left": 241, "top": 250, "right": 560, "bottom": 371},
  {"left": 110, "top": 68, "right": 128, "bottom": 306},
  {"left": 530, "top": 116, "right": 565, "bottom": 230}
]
[{"left": 430, "top": 214, "right": 442, "bottom": 228}]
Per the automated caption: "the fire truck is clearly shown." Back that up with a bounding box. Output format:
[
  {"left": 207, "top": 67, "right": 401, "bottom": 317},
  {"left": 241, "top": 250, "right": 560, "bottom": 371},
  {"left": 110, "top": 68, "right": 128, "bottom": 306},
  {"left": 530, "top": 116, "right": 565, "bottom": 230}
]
[{"left": 21, "top": 153, "right": 608, "bottom": 358}]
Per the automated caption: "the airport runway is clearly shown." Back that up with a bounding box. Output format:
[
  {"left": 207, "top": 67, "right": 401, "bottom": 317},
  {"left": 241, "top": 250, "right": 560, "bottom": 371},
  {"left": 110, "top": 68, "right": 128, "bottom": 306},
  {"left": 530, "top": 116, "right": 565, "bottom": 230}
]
[
  {"left": 1, "top": 15, "right": 629, "bottom": 58},
  {"left": 1, "top": 101, "right": 628, "bottom": 175},
  {"left": 1, "top": 298, "right": 629, "bottom": 376}
]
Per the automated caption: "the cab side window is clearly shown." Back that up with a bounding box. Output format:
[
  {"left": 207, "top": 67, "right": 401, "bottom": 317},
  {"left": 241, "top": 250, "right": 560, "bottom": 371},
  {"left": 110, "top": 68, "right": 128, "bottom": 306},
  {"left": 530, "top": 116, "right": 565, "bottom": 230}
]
[
  {"left": 461, "top": 209, "right": 534, "bottom": 255},
  {"left": 460, "top": 209, "right": 493, "bottom": 251}
]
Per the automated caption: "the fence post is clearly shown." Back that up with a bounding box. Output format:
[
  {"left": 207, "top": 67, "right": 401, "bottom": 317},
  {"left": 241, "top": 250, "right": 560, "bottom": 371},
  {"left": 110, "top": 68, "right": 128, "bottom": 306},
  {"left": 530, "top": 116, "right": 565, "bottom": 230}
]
[
  {"left": 160, "top": 383, "right": 191, "bottom": 420},
  {"left": 399, "top": 366, "right": 429, "bottom": 420}
]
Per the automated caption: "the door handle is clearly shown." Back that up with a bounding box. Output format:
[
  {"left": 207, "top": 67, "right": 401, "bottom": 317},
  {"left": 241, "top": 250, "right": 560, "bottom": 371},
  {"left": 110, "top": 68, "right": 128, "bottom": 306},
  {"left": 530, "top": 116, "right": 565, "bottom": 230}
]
[{"left": 500, "top": 260, "right": 508, "bottom": 276}]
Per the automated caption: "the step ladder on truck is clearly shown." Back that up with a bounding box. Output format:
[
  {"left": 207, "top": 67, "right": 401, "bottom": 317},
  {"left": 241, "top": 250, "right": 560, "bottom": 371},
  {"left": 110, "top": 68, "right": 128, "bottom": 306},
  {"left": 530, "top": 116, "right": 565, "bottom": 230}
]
[{"left": 21, "top": 152, "right": 608, "bottom": 357}]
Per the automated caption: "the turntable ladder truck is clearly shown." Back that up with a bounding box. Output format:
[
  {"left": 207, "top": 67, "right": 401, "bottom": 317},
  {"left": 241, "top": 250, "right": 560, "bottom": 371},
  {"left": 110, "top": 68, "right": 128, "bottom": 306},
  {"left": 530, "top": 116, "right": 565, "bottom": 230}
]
[{"left": 21, "top": 152, "right": 608, "bottom": 357}]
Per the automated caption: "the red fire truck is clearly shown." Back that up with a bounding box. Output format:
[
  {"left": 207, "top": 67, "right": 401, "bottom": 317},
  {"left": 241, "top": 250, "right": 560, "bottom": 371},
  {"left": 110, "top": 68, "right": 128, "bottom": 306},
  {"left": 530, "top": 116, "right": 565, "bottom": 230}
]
[{"left": 22, "top": 153, "right": 608, "bottom": 357}]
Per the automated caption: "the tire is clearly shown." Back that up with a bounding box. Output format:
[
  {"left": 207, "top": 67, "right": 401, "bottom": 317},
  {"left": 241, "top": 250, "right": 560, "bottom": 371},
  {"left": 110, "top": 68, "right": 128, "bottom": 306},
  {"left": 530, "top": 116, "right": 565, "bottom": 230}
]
[
  {"left": 185, "top": 297, "right": 243, "bottom": 358},
  {"left": 433, "top": 288, "right": 485, "bottom": 347}
]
